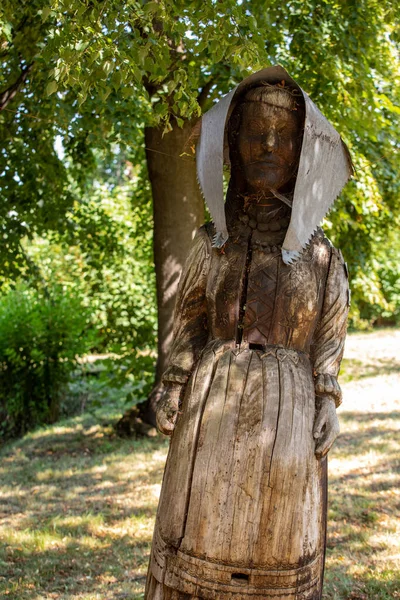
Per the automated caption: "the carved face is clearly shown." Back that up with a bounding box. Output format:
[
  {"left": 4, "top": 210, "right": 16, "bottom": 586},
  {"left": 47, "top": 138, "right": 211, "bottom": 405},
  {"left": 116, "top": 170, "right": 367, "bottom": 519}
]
[{"left": 236, "top": 101, "right": 302, "bottom": 193}]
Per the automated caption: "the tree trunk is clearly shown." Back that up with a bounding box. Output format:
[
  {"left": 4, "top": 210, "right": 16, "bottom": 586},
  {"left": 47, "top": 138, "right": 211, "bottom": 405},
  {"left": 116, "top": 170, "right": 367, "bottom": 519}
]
[
  {"left": 146, "top": 120, "right": 204, "bottom": 381},
  {"left": 116, "top": 119, "right": 204, "bottom": 433}
]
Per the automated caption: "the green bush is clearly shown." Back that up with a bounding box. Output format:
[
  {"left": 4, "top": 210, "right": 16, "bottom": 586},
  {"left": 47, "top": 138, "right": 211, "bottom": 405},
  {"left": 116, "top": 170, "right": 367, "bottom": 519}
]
[{"left": 0, "top": 283, "right": 94, "bottom": 438}]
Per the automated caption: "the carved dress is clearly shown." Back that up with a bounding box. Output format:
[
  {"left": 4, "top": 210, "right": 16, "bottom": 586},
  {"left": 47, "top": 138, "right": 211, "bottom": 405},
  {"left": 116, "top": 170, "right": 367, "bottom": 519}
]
[{"left": 146, "top": 207, "right": 349, "bottom": 600}]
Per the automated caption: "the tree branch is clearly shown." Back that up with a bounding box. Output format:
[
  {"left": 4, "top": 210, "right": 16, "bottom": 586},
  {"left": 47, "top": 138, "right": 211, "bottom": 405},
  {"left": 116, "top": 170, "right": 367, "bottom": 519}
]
[
  {"left": 197, "top": 78, "right": 216, "bottom": 109},
  {"left": 0, "top": 62, "right": 34, "bottom": 111}
]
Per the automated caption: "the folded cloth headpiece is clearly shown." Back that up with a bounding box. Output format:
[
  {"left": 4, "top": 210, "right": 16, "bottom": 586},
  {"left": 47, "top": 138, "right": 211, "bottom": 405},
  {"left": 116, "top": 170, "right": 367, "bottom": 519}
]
[{"left": 196, "top": 65, "right": 354, "bottom": 264}]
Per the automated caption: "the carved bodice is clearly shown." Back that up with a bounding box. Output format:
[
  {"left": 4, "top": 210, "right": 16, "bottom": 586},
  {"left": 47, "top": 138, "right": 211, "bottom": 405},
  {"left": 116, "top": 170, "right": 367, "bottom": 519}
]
[
  {"left": 162, "top": 215, "right": 348, "bottom": 388},
  {"left": 206, "top": 223, "right": 331, "bottom": 354}
]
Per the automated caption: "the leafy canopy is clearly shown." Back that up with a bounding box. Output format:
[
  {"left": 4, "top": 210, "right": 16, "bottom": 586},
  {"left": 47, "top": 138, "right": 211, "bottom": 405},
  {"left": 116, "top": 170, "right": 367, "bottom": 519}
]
[{"left": 0, "top": 0, "right": 399, "bottom": 323}]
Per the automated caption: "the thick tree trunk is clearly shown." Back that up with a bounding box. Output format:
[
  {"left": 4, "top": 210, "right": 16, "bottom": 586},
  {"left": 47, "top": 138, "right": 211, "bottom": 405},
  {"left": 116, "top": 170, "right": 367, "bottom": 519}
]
[
  {"left": 146, "top": 120, "right": 204, "bottom": 382},
  {"left": 116, "top": 119, "right": 204, "bottom": 434}
]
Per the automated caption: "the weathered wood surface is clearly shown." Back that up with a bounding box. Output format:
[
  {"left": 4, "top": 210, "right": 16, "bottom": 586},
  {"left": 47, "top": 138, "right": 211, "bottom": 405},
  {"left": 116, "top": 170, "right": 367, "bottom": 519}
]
[
  {"left": 145, "top": 82, "right": 349, "bottom": 600},
  {"left": 146, "top": 224, "right": 348, "bottom": 599}
]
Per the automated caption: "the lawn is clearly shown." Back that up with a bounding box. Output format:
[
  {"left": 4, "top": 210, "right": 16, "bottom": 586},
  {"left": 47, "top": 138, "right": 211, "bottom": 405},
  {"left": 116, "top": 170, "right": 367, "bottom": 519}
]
[{"left": 1, "top": 330, "right": 399, "bottom": 599}]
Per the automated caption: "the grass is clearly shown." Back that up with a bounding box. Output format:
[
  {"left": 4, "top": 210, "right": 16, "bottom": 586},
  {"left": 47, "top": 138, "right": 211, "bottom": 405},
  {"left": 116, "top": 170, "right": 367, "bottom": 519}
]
[{"left": 1, "top": 330, "right": 400, "bottom": 599}]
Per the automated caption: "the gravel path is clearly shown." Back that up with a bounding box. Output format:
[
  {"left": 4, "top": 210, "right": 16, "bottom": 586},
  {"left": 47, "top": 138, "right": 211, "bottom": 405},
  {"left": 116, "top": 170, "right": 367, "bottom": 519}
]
[{"left": 341, "top": 329, "right": 400, "bottom": 414}]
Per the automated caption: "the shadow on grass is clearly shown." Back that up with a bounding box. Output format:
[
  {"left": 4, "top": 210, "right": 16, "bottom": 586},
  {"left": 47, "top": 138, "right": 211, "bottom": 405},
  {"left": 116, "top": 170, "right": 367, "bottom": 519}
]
[
  {"left": 330, "top": 414, "right": 400, "bottom": 491},
  {"left": 340, "top": 357, "right": 400, "bottom": 383},
  {"left": 1, "top": 402, "right": 399, "bottom": 599},
  {"left": 323, "top": 414, "right": 400, "bottom": 600},
  {"left": 0, "top": 420, "right": 168, "bottom": 599},
  {"left": 340, "top": 410, "right": 400, "bottom": 423},
  {"left": 324, "top": 563, "right": 400, "bottom": 600},
  {"left": 333, "top": 411, "right": 400, "bottom": 465}
]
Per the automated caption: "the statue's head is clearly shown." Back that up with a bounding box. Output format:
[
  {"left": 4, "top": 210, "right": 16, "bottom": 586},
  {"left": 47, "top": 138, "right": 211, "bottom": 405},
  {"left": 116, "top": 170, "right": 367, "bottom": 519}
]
[
  {"left": 228, "top": 84, "right": 305, "bottom": 194},
  {"left": 195, "top": 66, "right": 353, "bottom": 259}
]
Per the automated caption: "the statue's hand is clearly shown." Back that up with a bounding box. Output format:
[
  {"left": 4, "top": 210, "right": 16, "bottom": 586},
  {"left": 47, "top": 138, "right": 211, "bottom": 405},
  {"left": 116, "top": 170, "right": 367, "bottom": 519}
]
[
  {"left": 156, "top": 385, "right": 183, "bottom": 436},
  {"left": 313, "top": 396, "right": 340, "bottom": 459}
]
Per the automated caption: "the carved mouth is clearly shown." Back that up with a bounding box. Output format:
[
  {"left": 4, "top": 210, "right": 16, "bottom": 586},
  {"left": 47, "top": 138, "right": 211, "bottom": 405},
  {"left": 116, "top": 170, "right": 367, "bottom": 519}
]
[
  {"left": 246, "top": 156, "right": 285, "bottom": 168},
  {"left": 246, "top": 160, "right": 284, "bottom": 168}
]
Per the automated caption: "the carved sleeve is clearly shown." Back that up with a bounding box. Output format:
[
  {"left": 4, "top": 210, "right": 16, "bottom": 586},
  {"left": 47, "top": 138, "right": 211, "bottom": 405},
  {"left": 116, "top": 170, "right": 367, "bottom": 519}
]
[
  {"left": 162, "top": 226, "right": 211, "bottom": 386},
  {"left": 311, "top": 247, "right": 350, "bottom": 407}
]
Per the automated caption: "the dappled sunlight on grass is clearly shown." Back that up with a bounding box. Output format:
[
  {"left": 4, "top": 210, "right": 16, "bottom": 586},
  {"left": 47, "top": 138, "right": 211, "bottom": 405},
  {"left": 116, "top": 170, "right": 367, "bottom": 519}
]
[
  {"left": 0, "top": 410, "right": 168, "bottom": 599},
  {"left": 1, "top": 330, "right": 399, "bottom": 599},
  {"left": 324, "top": 331, "right": 400, "bottom": 599}
]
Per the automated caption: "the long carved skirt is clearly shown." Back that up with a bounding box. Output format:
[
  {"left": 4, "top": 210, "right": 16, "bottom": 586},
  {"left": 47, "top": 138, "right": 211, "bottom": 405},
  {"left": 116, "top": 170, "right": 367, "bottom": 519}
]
[{"left": 146, "top": 341, "right": 327, "bottom": 600}]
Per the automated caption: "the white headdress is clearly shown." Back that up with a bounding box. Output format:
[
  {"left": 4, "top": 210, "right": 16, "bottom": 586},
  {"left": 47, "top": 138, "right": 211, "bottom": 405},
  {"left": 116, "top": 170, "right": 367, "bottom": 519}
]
[{"left": 196, "top": 65, "right": 353, "bottom": 264}]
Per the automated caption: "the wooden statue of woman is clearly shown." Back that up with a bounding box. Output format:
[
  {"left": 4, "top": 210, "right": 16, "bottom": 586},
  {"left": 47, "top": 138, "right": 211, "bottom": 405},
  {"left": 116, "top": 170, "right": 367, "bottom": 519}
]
[{"left": 145, "top": 66, "right": 353, "bottom": 600}]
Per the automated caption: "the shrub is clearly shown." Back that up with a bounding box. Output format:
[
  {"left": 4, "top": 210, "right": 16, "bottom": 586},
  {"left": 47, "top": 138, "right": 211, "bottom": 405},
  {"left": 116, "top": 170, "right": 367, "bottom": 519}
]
[{"left": 0, "top": 283, "right": 94, "bottom": 438}]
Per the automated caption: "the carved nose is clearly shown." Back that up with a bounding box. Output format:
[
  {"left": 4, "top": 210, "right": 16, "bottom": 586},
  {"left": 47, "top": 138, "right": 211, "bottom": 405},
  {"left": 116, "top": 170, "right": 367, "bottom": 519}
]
[{"left": 263, "top": 129, "right": 278, "bottom": 151}]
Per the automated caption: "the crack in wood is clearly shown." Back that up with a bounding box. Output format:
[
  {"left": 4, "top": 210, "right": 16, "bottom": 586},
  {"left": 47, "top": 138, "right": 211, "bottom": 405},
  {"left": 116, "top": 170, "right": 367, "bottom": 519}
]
[{"left": 267, "top": 358, "right": 281, "bottom": 489}]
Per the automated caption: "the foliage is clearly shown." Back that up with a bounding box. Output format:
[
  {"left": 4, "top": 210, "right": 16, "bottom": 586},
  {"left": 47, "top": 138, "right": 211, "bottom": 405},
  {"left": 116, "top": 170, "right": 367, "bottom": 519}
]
[
  {"left": 0, "top": 151, "right": 157, "bottom": 437},
  {"left": 376, "top": 232, "right": 400, "bottom": 323},
  {"left": 351, "top": 229, "right": 400, "bottom": 327},
  {"left": 24, "top": 167, "right": 157, "bottom": 422},
  {"left": 0, "top": 0, "right": 399, "bottom": 323},
  {"left": 0, "top": 282, "right": 93, "bottom": 437},
  {"left": 23, "top": 163, "right": 157, "bottom": 353}
]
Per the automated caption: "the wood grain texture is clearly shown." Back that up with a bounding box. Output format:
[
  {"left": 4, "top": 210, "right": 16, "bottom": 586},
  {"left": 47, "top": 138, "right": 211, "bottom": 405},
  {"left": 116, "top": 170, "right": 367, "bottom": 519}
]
[{"left": 146, "top": 208, "right": 349, "bottom": 599}]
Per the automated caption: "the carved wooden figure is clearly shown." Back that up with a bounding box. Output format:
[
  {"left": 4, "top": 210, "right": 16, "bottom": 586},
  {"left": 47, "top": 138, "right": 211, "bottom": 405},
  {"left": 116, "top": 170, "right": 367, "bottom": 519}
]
[{"left": 145, "top": 66, "right": 353, "bottom": 600}]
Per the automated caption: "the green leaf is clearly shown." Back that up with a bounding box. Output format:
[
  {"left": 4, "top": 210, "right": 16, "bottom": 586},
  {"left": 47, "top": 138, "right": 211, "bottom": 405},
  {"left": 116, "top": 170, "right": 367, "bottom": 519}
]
[
  {"left": 103, "top": 61, "right": 113, "bottom": 76},
  {"left": 143, "top": 1, "right": 160, "bottom": 14},
  {"left": 41, "top": 7, "right": 52, "bottom": 22},
  {"left": 45, "top": 80, "right": 58, "bottom": 96},
  {"left": 2, "top": 21, "right": 13, "bottom": 42}
]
